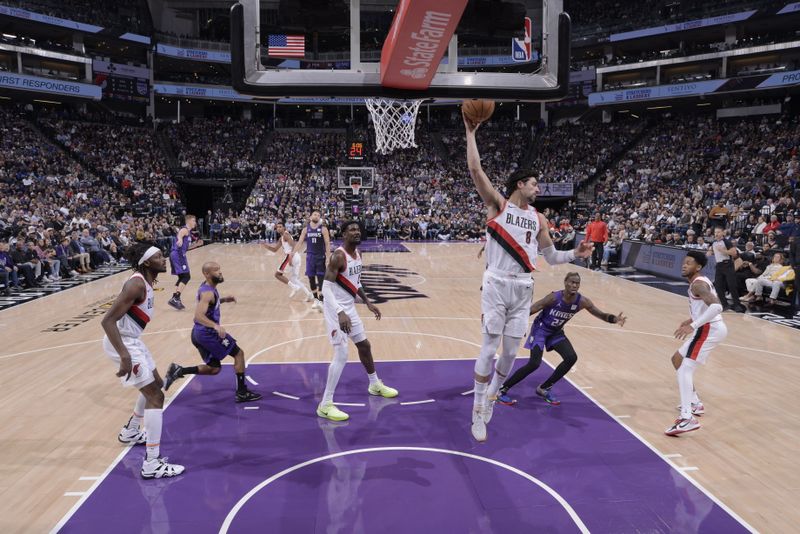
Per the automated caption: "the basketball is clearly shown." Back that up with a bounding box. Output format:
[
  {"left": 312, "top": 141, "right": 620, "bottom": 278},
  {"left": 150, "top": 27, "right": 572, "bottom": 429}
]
[{"left": 462, "top": 99, "right": 495, "bottom": 124}]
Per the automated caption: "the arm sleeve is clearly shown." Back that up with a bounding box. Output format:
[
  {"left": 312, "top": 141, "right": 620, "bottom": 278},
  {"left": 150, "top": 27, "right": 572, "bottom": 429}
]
[
  {"left": 322, "top": 280, "right": 344, "bottom": 314},
  {"left": 541, "top": 245, "right": 575, "bottom": 265},
  {"left": 690, "top": 304, "right": 723, "bottom": 330}
]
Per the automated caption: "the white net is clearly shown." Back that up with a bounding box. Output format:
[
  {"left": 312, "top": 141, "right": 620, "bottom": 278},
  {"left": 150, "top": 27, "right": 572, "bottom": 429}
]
[{"left": 365, "top": 98, "right": 424, "bottom": 155}]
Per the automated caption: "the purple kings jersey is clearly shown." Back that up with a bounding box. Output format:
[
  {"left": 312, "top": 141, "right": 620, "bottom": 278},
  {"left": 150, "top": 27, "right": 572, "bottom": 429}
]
[
  {"left": 194, "top": 282, "right": 220, "bottom": 328},
  {"left": 306, "top": 223, "right": 325, "bottom": 256},
  {"left": 533, "top": 290, "right": 582, "bottom": 332}
]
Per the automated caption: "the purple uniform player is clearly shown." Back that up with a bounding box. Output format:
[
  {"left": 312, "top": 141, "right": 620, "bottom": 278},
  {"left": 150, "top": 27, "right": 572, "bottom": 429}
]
[
  {"left": 496, "top": 272, "right": 626, "bottom": 406},
  {"left": 293, "top": 210, "right": 330, "bottom": 310},
  {"left": 163, "top": 261, "right": 261, "bottom": 403},
  {"left": 168, "top": 214, "right": 200, "bottom": 310}
]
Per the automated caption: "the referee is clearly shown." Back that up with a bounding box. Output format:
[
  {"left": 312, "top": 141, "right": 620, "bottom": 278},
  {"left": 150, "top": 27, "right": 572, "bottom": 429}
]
[{"left": 708, "top": 227, "right": 744, "bottom": 313}]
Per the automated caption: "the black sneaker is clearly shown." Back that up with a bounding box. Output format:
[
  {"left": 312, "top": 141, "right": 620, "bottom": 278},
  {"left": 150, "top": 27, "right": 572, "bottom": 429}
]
[
  {"left": 236, "top": 390, "right": 262, "bottom": 403},
  {"left": 167, "top": 297, "right": 183, "bottom": 310},
  {"left": 163, "top": 363, "right": 183, "bottom": 391}
]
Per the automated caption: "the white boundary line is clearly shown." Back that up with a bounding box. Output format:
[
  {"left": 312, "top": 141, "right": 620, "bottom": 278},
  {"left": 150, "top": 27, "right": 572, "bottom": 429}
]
[
  {"left": 244, "top": 406, "right": 259, "bottom": 410},
  {"left": 217, "top": 446, "right": 590, "bottom": 534},
  {"left": 78, "top": 476, "right": 100, "bottom": 481},
  {"left": 333, "top": 402, "right": 366, "bottom": 407},
  {"left": 245, "top": 376, "right": 259, "bottom": 386},
  {"left": 62, "top": 492, "right": 85, "bottom": 497},
  {"left": 399, "top": 399, "right": 436, "bottom": 406},
  {"left": 560, "top": 372, "right": 757, "bottom": 533},
  {"left": 49, "top": 374, "right": 196, "bottom": 534},
  {"left": 680, "top": 466, "right": 700, "bottom": 472},
  {"left": 271, "top": 391, "right": 300, "bottom": 401}
]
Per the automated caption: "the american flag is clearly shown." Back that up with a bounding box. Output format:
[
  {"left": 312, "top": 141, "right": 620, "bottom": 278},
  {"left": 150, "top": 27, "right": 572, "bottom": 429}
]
[{"left": 267, "top": 34, "right": 305, "bottom": 58}]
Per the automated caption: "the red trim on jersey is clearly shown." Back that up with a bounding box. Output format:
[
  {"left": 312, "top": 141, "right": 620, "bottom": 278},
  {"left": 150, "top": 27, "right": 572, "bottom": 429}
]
[
  {"left": 687, "top": 323, "right": 710, "bottom": 360},
  {"left": 126, "top": 305, "right": 150, "bottom": 330},
  {"left": 279, "top": 255, "right": 291, "bottom": 271},
  {"left": 335, "top": 274, "right": 358, "bottom": 297},
  {"left": 486, "top": 200, "right": 508, "bottom": 224},
  {"left": 486, "top": 220, "right": 535, "bottom": 272}
]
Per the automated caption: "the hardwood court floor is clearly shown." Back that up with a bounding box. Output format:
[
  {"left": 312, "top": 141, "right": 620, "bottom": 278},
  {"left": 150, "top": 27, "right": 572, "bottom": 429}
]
[{"left": 0, "top": 243, "right": 798, "bottom": 533}]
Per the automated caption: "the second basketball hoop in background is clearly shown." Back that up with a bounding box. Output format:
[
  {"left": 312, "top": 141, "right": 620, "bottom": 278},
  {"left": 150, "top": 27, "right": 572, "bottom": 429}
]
[{"left": 462, "top": 99, "right": 495, "bottom": 124}]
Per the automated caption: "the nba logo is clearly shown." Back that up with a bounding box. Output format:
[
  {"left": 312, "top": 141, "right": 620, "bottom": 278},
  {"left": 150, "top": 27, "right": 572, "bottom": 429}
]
[{"left": 511, "top": 17, "right": 532, "bottom": 63}]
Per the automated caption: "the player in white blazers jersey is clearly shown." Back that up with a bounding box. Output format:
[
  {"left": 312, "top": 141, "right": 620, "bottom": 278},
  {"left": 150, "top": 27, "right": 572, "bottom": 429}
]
[
  {"left": 101, "top": 243, "right": 185, "bottom": 479},
  {"left": 316, "top": 220, "right": 399, "bottom": 422},
  {"left": 667, "top": 250, "right": 727, "bottom": 436},
  {"left": 262, "top": 221, "right": 315, "bottom": 304},
  {"left": 464, "top": 112, "right": 593, "bottom": 442}
]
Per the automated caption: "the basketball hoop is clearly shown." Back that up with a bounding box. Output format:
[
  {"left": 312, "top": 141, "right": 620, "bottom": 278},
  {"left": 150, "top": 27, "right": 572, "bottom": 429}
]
[{"left": 365, "top": 97, "right": 424, "bottom": 155}]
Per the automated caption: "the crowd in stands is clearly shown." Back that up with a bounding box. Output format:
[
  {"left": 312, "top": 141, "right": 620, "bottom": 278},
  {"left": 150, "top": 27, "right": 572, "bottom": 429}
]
[
  {"left": 1, "top": 0, "right": 153, "bottom": 34},
  {"left": 167, "top": 117, "right": 266, "bottom": 178},
  {"left": 1, "top": 101, "right": 797, "bottom": 312},
  {"left": 0, "top": 104, "right": 182, "bottom": 294},
  {"left": 38, "top": 114, "right": 181, "bottom": 216}
]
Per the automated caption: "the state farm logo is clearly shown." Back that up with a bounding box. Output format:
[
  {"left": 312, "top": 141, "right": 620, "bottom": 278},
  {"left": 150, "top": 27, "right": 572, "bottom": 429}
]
[
  {"left": 400, "top": 68, "right": 427, "bottom": 79},
  {"left": 401, "top": 10, "right": 453, "bottom": 80}
]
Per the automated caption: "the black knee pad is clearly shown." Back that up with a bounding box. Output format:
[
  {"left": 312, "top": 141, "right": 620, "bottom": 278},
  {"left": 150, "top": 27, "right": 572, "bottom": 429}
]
[
  {"left": 176, "top": 273, "right": 191, "bottom": 285},
  {"left": 207, "top": 358, "right": 222, "bottom": 369},
  {"left": 308, "top": 277, "right": 318, "bottom": 291}
]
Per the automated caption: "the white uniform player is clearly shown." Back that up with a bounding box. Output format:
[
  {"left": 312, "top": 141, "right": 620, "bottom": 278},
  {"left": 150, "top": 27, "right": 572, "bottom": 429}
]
[
  {"left": 103, "top": 271, "right": 157, "bottom": 389},
  {"left": 277, "top": 234, "right": 304, "bottom": 285},
  {"left": 482, "top": 201, "right": 538, "bottom": 338},
  {"left": 678, "top": 275, "right": 727, "bottom": 365},
  {"left": 101, "top": 244, "right": 184, "bottom": 479},
  {"left": 463, "top": 113, "right": 593, "bottom": 442},
  {"left": 263, "top": 222, "right": 314, "bottom": 302},
  {"left": 667, "top": 250, "right": 727, "bottom": 436},
  {"left": 316, "top": 221, "right": 398, "bottom": 422},
  {"left": 323, "top": 246, "right": 366, "bottom": 345}
]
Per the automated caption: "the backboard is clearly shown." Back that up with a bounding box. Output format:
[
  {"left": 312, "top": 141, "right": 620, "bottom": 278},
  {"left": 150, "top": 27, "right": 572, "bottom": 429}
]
[{"left": 230, "top": 0, "right": 570, "bottom": 102}]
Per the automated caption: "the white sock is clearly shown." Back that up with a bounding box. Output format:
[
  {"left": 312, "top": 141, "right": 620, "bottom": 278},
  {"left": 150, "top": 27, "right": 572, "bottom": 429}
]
[
  {"left": 488, "top": 336, "right": 520, "bottom": 398},
  {"left": 144, "top": 408, "right": 163, "bottom": 460},
  {"left": 692, "top": 390, "right": 701, "bottom": 404},
  {"left": 129, "top": 394, "right": 146, "bottom": 430},
  {"left": 322, "top": 344, "right": 348, "bottom": 405},
  {"left": 677, "top": 360, "right": 697, "bottom": 420},
  {"left": 367, "top": 372, "right": 379, "bottom": 385},
  {"left": 473, "top": 380, "right": 488, "bottom": 411},
  {"left": 288, "top": 281, "right": 300, "bottom": 290}
]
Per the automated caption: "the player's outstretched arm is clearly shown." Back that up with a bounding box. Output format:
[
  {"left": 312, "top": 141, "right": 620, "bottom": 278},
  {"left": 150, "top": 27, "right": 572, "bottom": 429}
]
[
  {"left": 581, "top": 296, "right": 626, "bottom": 326},
  {"left": 463, "top": 112, "right": 503, "bottom": 215},
  {"left": 674, "top": 281, "right": 722, "bottom": 339},
  {"left": 531, "top": 292, "right": 557, "bottom": 316},
  {"left": 537, "top": 213, "right": 592, "bottom": 265},
  {"left": 101, "top": 277, "right": 145, "bottom": 380},
  {"left": 291, "top": 227, "right": 308, "bottom": 256},
  {"left": 321, "top": 250, "right": 352, "bottom": 333},
  {"left": 262, "top": 240, "right": 281, "bottom": 253}
]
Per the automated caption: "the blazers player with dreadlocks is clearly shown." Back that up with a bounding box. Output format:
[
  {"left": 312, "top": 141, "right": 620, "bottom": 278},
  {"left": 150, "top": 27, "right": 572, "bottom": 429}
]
[{"left": 101, "top": 242, "right": 185, "bottom": 479}]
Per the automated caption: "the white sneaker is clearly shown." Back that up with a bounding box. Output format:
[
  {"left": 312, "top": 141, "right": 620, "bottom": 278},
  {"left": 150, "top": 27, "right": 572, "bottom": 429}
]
[
  {"left": 471, "top": 407, "right": 487, "bottom": 442},
  {"left": 311, "top": 299, "right": 322, "bottom": 310},
  {"left": 70, "top": 270, "right": 79, "bottom": 276},
  {"left": 118, "top": 425, "right": 146, "bottom": 445},
  {"left": 141, "top": 457, "right": 185, "bottom": 479},
  {"left": 288, "top": 285, "right": 299, "bottom": 298},
  {"left": 305, "top": 292, "right": 314, "bottom": 302},
  {"left": 484, "top": 397, "right": 496, "bottom": 424},
  {"left": 665, "top": 417, "right": 700, "bottom": 436}
]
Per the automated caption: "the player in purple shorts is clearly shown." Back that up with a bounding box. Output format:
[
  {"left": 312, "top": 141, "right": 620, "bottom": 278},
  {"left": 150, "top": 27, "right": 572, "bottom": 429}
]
[
  {"left": 293, "top": 210, "right": 330, "bottom": 311},
  {"left": 163, "top": 261, "right": 261, "bottom": 403},
  {"left": 496, "top": 272, "right": 627, "bottom": 406},
  {"left": 168, "top": 214, "right": 202, "bottom": 310}
]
